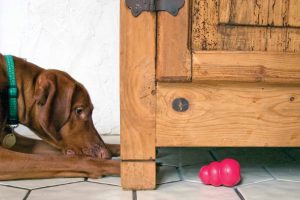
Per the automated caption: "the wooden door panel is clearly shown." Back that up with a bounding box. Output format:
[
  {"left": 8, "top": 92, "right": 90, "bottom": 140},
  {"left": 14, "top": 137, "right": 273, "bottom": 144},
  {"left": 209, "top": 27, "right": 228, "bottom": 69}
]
[
  {"left": 193, "top": 51, "right": 300, "bottom": 83},
  {"left": 289, "top": 0, "right": 300, "bottom": 26},
  {"left": 192, "top": 0, "right": 300, "bottom": 51},
  {"left": 156, "top": 82, "right": 300, "bottom": 147},
  {"left": 219, "top": 0, "right": 299, "bottom": 26},
  {"left": 156, "top": 0, "right": 192, "bottom": 82},
  {"left": 219, "top": 0, "right": 269, "bottom": 25}
]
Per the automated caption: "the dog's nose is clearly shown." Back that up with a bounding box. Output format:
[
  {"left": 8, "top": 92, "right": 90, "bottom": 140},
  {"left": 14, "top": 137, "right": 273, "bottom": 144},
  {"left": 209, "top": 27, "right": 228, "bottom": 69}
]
[
  {"left": 99, "top": 148, "right": 112, "bottom": 159},
  {"left": 66, "top": 149, "right": 75, "bottom": 156}
]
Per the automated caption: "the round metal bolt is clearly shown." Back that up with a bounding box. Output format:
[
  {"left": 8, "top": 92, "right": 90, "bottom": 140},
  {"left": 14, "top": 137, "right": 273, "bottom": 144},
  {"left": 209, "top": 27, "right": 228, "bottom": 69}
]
[{"left": 172, "top": 98, "right": 189, "bottom": 112}]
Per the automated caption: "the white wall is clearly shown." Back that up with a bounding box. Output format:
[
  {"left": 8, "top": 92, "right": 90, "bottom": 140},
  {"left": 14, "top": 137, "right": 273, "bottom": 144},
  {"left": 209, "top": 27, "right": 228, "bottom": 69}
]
[{"left": 0, "top": 0, "right": 120, "bottom": 135}]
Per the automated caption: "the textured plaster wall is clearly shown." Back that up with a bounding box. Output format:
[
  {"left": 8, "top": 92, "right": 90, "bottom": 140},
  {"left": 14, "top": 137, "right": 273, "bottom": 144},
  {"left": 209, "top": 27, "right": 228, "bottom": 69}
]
[{"left": 0, "top": 0, "right": 120, "bottom": 135}]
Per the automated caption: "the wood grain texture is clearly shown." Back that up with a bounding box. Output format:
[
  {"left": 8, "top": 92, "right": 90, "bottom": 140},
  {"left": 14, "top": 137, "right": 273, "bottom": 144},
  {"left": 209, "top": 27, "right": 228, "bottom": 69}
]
[
  {"left": 121, "top": 161, "right": 156, "bottom": 190},
  {"left": 219, "top": 0, "right": 269, "bottom": 25},
  {"left": 192, "top": 0, "right": 300, "bottom": 51},
  {"left": 156, "top": 82, "right": 300, "bottom": 147},
  {"left": 268, "top": 0, "right": 289, "bottom": 26},
  {"left": 219, "top": 0, "right": 231, "bottom": 23},
  {"left": 120, "top": 0, "right": 156, "bottom": 160},
  {"left": 287, "top": 28, "right": 300, "bottom": 52},
  {"left": 193, "top": 51, "right": 300, "bottom": 83},
  {"left": 192, "top": 0, "right": 219, "bottom": 50},
  {"left": 218, "top": 25, "right": 267, "bottom": 51},
  {"left": 288, "top": 0, "right": 300, "bottom": 26},
  {"left": 156, "top": 0, "right": 192, "bottom": 82},
  {"left": 266, "top": 27, "right": 287, "bottom": 52}
]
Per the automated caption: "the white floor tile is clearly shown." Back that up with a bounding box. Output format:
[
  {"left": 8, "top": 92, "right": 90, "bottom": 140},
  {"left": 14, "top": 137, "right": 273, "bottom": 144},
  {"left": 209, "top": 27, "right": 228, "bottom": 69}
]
[
  {"left": 27, "top": 182, "right": 132, "bottom": 200},
  {"left": 238, "top": 180, "right": 300, "bottom": 200},
  {"left": 89, "top": 176, "right": 121, "bottom": 186},
  {"left": 266, "top": 161, "right": 300, "bottom": 181},
  {"left": 239, "top": 165, "right": 274, "bottom": 185},
  {"left": 0, "top": 185, "right": 28, "bottom": 200},
  {"left": 157, "top": 166, "right": 181, "bottom": 184},
  {"left": 180, "top": 163, "right": 207, "bottom": 183},
  {"left": 137, "top": 182, "right": 240, "bottom": 200},
  {"left": 0, "top": 178, "right": 84, "bottom": 190}
]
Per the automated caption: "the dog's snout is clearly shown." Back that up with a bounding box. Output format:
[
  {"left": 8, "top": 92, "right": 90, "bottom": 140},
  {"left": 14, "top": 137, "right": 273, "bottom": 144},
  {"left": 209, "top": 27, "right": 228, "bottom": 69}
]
[
  {"left": 81, "top": 144, "right": 112, "bottom": 159},
  {"left": 66, "top": 149, "right": 75, "bottom": 156},
  {"left": 98, "top": 148, "right": 112, "bottom": 159}
]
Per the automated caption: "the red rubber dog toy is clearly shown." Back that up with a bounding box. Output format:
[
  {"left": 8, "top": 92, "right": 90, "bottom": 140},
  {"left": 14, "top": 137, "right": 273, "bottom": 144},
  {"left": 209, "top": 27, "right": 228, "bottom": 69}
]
[{"left": 198, "top": 158, "right": 241, "bottom": 187}]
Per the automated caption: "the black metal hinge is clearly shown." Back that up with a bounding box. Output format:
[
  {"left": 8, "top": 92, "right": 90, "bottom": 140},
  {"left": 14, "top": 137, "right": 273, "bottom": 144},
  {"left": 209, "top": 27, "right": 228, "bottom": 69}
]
[{"left": 125, "top": 0, "right": 185, "bottom": 17}]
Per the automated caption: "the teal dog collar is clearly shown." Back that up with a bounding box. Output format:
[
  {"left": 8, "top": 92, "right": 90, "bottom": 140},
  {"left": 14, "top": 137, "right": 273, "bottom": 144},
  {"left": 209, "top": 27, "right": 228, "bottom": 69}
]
[{"left": 4, "top": 55, "right": 18, "bottom": 126}]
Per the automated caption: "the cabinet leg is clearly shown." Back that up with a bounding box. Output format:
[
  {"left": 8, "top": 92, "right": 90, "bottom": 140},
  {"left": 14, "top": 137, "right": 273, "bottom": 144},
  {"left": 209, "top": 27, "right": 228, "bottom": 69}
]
[{"left": 121, "top": 161, "right": 156, "bottom": 190}]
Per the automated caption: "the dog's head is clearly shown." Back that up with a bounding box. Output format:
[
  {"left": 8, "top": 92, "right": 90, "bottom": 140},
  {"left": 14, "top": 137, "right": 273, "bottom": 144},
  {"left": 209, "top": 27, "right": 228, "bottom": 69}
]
[{"left": 33, "top": 70, "right": 112, "bottom": 159}]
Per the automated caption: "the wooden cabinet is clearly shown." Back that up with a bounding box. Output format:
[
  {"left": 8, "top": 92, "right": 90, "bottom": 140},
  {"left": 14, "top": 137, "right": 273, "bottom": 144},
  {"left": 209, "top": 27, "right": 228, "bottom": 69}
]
[{"left": 121, "top": 0, "right": 300, "bottom": 189}]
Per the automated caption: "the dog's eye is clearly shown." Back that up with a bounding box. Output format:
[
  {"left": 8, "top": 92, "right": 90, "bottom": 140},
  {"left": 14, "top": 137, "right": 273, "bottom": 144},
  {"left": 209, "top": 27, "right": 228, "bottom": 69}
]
[{"left": 75, "top": 107, "right": 84, "bottom": 115}]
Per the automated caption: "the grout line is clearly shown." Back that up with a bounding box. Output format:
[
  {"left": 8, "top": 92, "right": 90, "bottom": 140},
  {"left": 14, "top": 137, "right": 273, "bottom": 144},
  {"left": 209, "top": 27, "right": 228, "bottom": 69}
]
[
  {"left": 176, "top": 167, "right": 184, "bottom": 181},
  {"left": 132, "top": 190, "right": 137, "bottom": 200},
  {"left": 276, "top": 179, "right": 300, "bottom": 183},
  {"left": 182, "top": 179, "right": 204, "bottom": 184},
  {"left": 208, "top": 150, "right": 218, "bottom": 161},
  {"left": 234, "top": 188, "right": 246, "bottom": 200},
  {"left": 0, "top": 184, "right": 29, "bottom": 191},
  {"left": 85, "top": 180, "right": 121, "bottom": 187},
  {"left": 283, "top": 149, "right": 297, "bottom": 161},
  {"left": 31, "top": 180, "right": 86, "bottom": 190},
  {"left": 262, "top": 166, "right": 277, "bottom": 180},
  {"left": 23, "top": 190, "right": 31, "bottom": 200},
  {"left": 157, "top": 180, "right": 182, "bottom": 186},
  {"left": 237, "top": 179, "right": 274, "bottom": 187}
]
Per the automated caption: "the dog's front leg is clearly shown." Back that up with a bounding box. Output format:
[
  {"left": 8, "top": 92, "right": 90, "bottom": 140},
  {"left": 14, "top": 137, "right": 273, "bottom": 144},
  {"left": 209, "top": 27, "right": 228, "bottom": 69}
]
[
  {"left": 6, "top": 131, "right": 61, "bottom": 155},
  {"left": 0, "top": 147, "right": 120, "bottom": 180}
]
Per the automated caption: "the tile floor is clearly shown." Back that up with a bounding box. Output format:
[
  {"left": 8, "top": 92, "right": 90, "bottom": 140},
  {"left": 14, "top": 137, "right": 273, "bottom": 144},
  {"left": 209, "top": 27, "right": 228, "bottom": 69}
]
[{"left": 1, "top": 135, "right": 300, "bottom": 200}]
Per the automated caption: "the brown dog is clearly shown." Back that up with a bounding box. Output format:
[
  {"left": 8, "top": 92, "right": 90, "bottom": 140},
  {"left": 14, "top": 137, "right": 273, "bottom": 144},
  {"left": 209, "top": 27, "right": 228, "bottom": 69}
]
[{"left": 0, "top": 54, "right": 120, "bottom": 180}]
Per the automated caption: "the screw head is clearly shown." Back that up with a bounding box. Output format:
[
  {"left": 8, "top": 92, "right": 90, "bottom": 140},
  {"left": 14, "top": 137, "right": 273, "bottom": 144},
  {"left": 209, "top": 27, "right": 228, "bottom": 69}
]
[{"left": 172, "top": 98, "right": 189, "bottom": 112}]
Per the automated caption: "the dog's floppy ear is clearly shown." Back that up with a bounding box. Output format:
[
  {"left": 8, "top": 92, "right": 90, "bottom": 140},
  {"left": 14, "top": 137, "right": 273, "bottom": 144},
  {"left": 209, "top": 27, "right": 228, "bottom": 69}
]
[{"left": 34, "top": 70, "right": 75, "bottom": 143}]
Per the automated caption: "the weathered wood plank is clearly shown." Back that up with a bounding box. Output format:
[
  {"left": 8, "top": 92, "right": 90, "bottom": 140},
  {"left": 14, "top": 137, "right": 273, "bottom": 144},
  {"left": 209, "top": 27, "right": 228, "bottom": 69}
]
[
  {"left": 288, "top": 0, "right": 300, "bottom": 27},
  {"left": 218, "top": 25, "right": 267, "bottom": 51},
  {"left": 157, "top": 0, "right": 192, "bottom": 82},
  {"left": 268, "top": 0, "right": 289, "bottom": 26},
  {"left": 193, "top": 0, "right": 300, "bottom": 52},
  {"left": 193, "top": 0, "right": 269, "bottom": 51},
  {"left": 220, "top": 0, "right": 269, "bottom": 25},
  {"left": 192, "top": 0, "right": 219, "bottom": 50},
  {"left": 219, "top": 0, "right": 231, "bottom": 23},
  {"left": 156, "top": 82, "right": 300, "bottom": 147},
  {"left": 121, "top": 161, "right": 156, "bottom": 190},
  {"left": 266, "top": 27, "right": 287, "bottom": 51},
  {"left": 120, "top": 0, "right": 156, "bottom": 160},
  {"left": 287, "top": 28, "right": 300, "bottom": 52},
  {"left": 193, "top": 51, "right": 300, "bottom": 83}
]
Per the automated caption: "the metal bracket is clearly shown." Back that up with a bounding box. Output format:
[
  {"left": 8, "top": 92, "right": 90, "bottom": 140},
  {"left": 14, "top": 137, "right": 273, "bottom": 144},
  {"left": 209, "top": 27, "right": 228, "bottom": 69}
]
[{"left": 125, "top": 0, "right": 185, "bottom": 17}]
